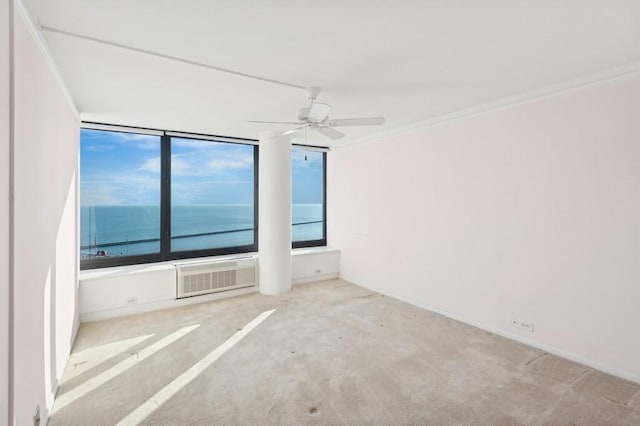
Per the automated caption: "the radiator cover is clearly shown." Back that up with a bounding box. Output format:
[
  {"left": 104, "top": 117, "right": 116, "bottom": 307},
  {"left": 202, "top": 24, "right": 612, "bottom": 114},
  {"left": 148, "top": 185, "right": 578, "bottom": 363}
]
[{"left": 175, "top": 257, "right": 256, "bottom": 298}]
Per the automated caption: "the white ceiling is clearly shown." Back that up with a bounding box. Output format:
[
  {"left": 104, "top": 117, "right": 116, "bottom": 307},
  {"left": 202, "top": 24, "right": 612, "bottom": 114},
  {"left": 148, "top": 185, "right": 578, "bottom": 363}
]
[{"left": 24, "top": 0, "right": 640, "bottom": 146}]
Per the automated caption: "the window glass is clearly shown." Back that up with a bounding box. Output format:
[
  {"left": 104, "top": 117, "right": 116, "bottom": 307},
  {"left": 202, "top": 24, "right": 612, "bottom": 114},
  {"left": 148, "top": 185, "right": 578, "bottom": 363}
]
[
  {"left": 170, "top": 138, "right": 255, "bottom": 252},
  {"left": 80, "top": 125, "right": 323, "bottom": 269},
  {"left": 292, "top": 148, "right": 325, "bottom": 242},
  {"left": 80, "top": 128, "right": 161, "bottom": 259}
]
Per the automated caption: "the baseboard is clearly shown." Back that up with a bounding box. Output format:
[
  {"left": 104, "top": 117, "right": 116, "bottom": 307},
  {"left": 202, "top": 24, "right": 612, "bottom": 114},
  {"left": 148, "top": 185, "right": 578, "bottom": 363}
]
[
  {"left": 46, "top": 312, "right": 80, "bottom": 425},
  {"left": 44, "top": 381, "right": 57, "bottom": 426},
  {"left": 350, "top": 278, "right": 640, "bottom": 386},
  {"left": 70, "top": 314, "right": 80, "bottom": 350},
  {"left": 80, "top": 286, "right": 259, "bottom": 322},
  {"left": 80, "top": 273, "right": 340, "bottom": 322},
  {"left": 293, "top": 272, "right": 339, "bottom": 285}
]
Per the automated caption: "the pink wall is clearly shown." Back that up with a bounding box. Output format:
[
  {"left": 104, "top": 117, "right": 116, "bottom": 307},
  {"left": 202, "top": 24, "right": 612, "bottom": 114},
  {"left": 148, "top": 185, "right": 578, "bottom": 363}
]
[
  {"left": 12, "top": 10, "right": 79, "bottom": 424},
  {"left": 328, "top": 73, "right": 640, "bottom": 382},
  {"left": 1, "top": 0, "right": 11, "bottom": 423}
]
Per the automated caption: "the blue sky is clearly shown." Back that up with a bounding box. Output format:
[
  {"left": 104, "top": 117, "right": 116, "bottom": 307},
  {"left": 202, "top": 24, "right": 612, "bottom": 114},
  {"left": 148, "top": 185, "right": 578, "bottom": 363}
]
[{"left": 80, "top": 129, "right": 323, "bottom": 206}]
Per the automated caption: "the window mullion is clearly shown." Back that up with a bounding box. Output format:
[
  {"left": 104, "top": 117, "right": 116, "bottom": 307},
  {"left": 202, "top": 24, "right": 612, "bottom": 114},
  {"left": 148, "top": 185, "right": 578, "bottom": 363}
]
[
  {"left": 254, "top": 146, "right": 259, "bottom": 252},
  {"left": 323, "top": 151, "right": 327, "bottom": 243},
  {"left": 160, "top": 133, "right": 171, "bottom": 260}
]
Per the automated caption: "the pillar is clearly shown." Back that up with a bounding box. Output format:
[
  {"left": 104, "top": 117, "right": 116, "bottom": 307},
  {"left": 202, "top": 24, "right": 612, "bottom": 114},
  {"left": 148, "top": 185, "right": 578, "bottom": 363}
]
[{"left": 258, "top": 130, "right": 292, "bottom": 295}]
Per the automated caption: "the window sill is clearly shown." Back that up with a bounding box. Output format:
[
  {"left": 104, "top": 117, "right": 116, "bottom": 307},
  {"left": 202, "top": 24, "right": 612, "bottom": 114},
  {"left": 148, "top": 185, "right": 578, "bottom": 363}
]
[
  {"left": 80, "top": 252, "right": 259, "bottom": 281},
  {"left": 80, "top": 247, "right": 336, "bottom": 281},
  {"left": 292, "top": 246, "right": 336, "bottom": 256}
]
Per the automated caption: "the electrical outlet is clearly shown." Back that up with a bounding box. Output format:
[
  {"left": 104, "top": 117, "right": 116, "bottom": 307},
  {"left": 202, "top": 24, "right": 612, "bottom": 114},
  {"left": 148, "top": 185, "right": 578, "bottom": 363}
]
[
  {"left": 315, "top": 269, "right": 322, "bottom": 274},
  {"left": 512, "top": 320, "right": 534, "bottom": 332},
  {"left": 126, "top": 297, "right": 138, "bottom": 305}
]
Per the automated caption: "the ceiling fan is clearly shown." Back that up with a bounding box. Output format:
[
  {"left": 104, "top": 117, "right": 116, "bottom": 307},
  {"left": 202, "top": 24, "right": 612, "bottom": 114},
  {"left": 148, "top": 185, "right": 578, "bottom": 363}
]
[{"left": 245, "top": 87, "right": 385, "bottom": 140}]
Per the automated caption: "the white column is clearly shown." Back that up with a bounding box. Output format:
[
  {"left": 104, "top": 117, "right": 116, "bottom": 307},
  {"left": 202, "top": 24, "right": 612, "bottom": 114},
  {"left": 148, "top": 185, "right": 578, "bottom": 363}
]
[{"left": 258, "top": 131, "right": 292, "bottom": 295}]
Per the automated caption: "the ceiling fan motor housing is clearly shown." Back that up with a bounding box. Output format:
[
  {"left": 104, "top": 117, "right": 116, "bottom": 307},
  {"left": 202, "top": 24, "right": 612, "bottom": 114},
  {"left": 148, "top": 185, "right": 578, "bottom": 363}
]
[{"left": 297, "top": 107, "right": 312, "bottom": 122}]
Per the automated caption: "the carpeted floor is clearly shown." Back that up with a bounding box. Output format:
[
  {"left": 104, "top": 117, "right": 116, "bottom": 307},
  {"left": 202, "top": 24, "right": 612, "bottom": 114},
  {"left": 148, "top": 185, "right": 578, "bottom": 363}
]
[{"left": 50, "top": 279, "right": 640, "bottom": 425}]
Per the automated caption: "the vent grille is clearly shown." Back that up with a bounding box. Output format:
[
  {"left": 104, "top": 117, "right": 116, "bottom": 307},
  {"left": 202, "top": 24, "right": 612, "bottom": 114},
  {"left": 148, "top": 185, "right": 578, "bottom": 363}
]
[{"left": 176, "top": 258, "right": 256, "bottom": 298}]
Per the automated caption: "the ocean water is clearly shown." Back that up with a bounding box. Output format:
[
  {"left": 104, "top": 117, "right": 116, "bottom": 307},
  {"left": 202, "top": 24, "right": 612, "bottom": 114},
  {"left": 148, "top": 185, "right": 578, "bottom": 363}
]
[{"left": 80, "top": 204, "right": 323, "bottom": 258}]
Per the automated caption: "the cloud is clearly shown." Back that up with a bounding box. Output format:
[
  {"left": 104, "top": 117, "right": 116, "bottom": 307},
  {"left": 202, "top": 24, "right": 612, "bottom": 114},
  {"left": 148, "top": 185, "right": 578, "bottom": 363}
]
[
  {"left": 82, "top": 128, "right": 160, "bottom": 151},
  {"left": 206, "top": 146, "right": 254, "bottom": 171},
  {"left": 112, "top": 132, "right": 157, "bottom": 142},
  {"left": 138, "top": 148, "right": 254, "bottom": 178},
  {"left": 171, "top": 178, "right": 254, "bottom": 205},
  {"left": 84, "top": 144, "right": 116, "bottom": 152},
  {"left": 82, "top": 133, "right": 257, "bottom": 206},
  {"left": 208, "top": 156, "right": 252, "bottom": 170},
  {"left": 171, "top": 139, "right": 213, "bottom": 150},
  {"left": 172, "top": 145, "right": 254, "bottom": 176},
  {"left": 112, "top": 133, "right": 160, "bottom": 151},
  {"left": 80, "top": 182, "right": 122, "bottom": 206},
  {"left": 139, "top": 156, "right": 161, "bottom": 173},
  {"left": 81, "top": 171, "right": 160, "bottom": 206},
  {"left": 171, "top": 155, "right": 194, "bottom": 175},
  {"left": 133, "top": 139, "right": 160, "bottom": 151},
  {"left": 202, "top": 180, "right": 252, "bottom": 185}
]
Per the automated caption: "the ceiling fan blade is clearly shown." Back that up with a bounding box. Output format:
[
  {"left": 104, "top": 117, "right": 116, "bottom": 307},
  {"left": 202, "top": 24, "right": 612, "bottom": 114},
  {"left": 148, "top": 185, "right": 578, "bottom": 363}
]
[
  {"left": 327, "top": 117, "right": 386, "bottom": 127},
  {"left": 245, "top": 120, "right": 303, "bottom": 125},
  {"left": 282, "top": 127, "right": 306, "bottom": 136},
  {"left": 317, "top": 126, "right": 345, "bottom": 140},
  {"left": 308, "top": 102, "right": 332, "bottom": 122}
]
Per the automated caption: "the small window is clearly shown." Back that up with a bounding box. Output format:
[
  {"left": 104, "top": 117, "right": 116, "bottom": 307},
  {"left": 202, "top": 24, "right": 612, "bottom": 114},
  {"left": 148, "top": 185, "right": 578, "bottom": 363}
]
[{"left": 292, "top": 148, "right": 326, "bottom": 247}]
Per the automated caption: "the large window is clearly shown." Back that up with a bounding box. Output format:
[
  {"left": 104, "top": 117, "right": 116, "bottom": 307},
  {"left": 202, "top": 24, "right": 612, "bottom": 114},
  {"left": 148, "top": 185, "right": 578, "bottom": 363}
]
[
  {"left": 80, "top": 127, "right": 258, "bottom": 269},
  {"left": 80, "top": 125, "right": 326, "bottom": 269},
  {"left": 292, "top": 147, "right": 326, "bottom": 247},
  {"left": 80, "top": 129, "right": 162, "bottom": 261},
  {"left": 170, "top": 137, "right": 256, "bottom": 254}
]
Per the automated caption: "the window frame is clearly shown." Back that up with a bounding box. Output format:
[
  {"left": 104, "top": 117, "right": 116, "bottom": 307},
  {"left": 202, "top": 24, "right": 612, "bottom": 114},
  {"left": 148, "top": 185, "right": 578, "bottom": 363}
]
[
  {"left": 291, "top": 150, "right": 327, "bottom": 249},
  {"left": 164, "top": 134, "right": 260, "bottom": 262},
  {"left": 80, "top": 123, "right": 327, "bottom": 270}
]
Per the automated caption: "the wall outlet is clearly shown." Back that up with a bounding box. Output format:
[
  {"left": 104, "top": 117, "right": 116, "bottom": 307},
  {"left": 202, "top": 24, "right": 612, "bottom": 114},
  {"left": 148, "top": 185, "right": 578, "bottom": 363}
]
[
  {"left": 315, "top": 269, "right": 322, "bottom": 274},
  {"left": 126, "top": 296, "right": 138, "bottom": 305},
  {"left": 512, "top": 320, "right": 534, "bottom": 332}
]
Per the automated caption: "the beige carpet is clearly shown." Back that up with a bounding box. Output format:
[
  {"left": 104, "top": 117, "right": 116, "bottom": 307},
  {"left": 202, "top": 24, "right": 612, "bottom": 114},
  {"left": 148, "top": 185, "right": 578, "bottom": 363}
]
[{"left": 50, "top": 279, "right": 640, "bottom": 425}]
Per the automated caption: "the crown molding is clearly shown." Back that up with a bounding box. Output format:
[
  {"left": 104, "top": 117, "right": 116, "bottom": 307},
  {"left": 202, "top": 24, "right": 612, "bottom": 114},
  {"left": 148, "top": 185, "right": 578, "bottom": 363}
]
[
  {"left": 332, "top": 61, "right": 640, "bottom": 150},
  {"left": 14, "top": 0, "right": 79, "bottom": 118}
]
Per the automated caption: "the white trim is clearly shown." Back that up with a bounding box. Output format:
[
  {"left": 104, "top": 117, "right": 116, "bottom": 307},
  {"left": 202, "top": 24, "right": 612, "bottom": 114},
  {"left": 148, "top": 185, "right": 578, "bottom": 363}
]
[
  {"left": 350, "top": 279, "right": 640, "bottom": 386},
  {"left": 6, "top": 0, "right": 14, "bottom": 422},
  {"left": 69, "top": 317, "right": 80, "bottom": 357},
  {"left": 292, "top": 246, "right": 337, "bottom": 255},
  {"left": 79, "top": 248, "right": 338, "bottom": 281},
  {"left": 292, "top": 144, "right": 330, "bottom": 152},
  {"left": 14, "top": 0, "right": 78, "bottom": 118},
  {"left": 333, "top": 62, "right": 640, "bottom": 150},
  {"left": 81, "top": 123, "right": 163, "bottom": 136},
  {"left": 166, "top": 131, "right": 258, "bottom": 145},
  {"left": 80, "top": 253, "right": 259, "bottom": 281},
  {"left": 43, "top": 381, "right": 57, "bottom": 426},
  {"left": 43, "top": 303, "right": 81, "bottom": 423},
  {"left": 92, "top": 128, "right": 330, "bottom": 151},
  {"left": 40, "top": 25, "right": 306, "bottom": 91},
  {"left": 293, "top": 273, "right": 338, "bottom": 285}
]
